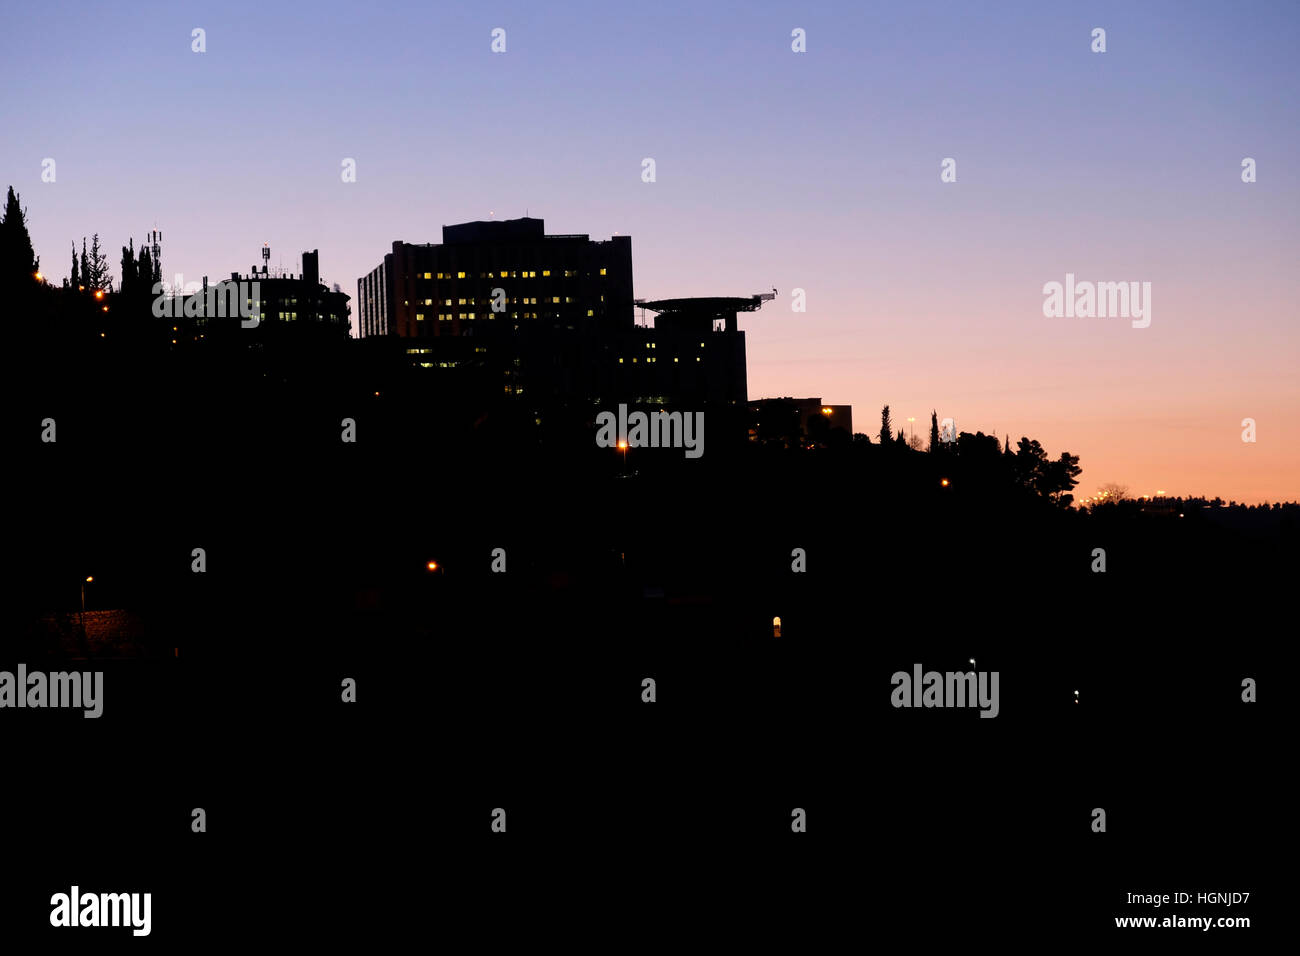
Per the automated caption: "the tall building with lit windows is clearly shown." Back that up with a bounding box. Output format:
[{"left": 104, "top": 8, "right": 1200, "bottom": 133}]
[
  {"left": 356, "top": 217, "right": 757, "bottom": 419},
  {"left": 356, "top": 217, "right": 633, "bottom": 339}
]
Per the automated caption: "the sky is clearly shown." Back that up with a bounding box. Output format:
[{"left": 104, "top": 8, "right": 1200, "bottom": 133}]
[{"left": 2, "top": 0, "right": 1296, "bottom": 502}]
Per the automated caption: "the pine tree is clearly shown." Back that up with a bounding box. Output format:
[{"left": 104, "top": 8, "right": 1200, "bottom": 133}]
[
  {"left": 929, "top": 411, "right": 940, "bottom": 452},
  {"left": 80, "top": 238, "right": 89, "bottom": 291},
  {"left": 86, "top": 233, "right": 112, "bottom": 292},
  {"left": 0, "top": 185, "right": 40, "bottom": 284},
  {"left": 120, "top": 239, "right": 138, "bottom": 297},
  {"left": 70, "top": 240, "right": 80, "bottom": 289},
  {"left": 879, "top": 405, "right": 893, "bottom": 445}
]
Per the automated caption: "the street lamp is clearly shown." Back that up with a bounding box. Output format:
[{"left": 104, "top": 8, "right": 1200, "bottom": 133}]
[
  {"left": 81, "top": 576, "right": 93, "bottom": 621},
  {"left": 617, "top": 439, "right": 628, "bottom": 474},
  {"left": 907, "top": 417, "right": 915, "bottom": 442}
]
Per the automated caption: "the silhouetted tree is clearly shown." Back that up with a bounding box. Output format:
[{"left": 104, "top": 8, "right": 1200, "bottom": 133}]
[
  {"left": 0, "top": 185, "right": 39, "bottom": 285},
  {"left": 80, "top": 239, "right": 89, "bottom": 291},
  {"left": 120, "top": 239, "right": 138, "bottom": 296},
  {"left": 929, "top": 410, "right": 939, "bottom": 452},
  {"left": 880, "top": 405, "right": 893, "bottom": 445},
  {"left": 70, "top": 240, "right": 79, "bottom": 289},
  {"left": 86, "top": 233, "right": 112, "bottom": 291}
]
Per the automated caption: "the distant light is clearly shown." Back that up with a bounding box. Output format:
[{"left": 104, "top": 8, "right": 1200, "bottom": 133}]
[
  {"left": 34, "top": 272, "right": 42, "bottom": 281},
  {"left": 85, "top": 576, "right": 94, "bottom": 583},
  {"left": 94, "top": 290, "right": 104, "bottom": 300},
  {"left": 821, "top": 407, "right": 832, "bottom": 415},
  {"left": 427, "top": 561, "right": 438, "bottom": 571},
  {"left": 941, "top": 478, "right": 950, "bottom": 487},
  {"left": 617, "top": 440, "right": 628, "bottom": 450}
]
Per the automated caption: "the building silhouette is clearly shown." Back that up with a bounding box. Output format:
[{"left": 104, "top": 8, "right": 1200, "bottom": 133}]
[{"left": 355, "top": 217, "right": 761, "bottom": 415}]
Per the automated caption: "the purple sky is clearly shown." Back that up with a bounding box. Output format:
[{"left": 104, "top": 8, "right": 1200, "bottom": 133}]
[{"left": 3, "top": 0, "right": 1296, "bottom": 501}]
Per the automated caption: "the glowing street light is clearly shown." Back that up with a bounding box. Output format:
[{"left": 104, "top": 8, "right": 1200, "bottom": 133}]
[
  {"left": 617, "top": 439, "right": 628, "bottom": 474},
  {"left": 940, "top": 478, "right": 950, "bottom": 487},
  {"left": 81, "top": 576, "right": 94, "bottom": 620},
  {"left": 426, "top": 561, "right": 439, "bottom": 572},
  {"left": 94, "top": 290, "right": 104, "bottom": 300}
]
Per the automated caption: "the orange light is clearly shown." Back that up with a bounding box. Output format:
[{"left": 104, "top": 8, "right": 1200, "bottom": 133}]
[
  {"left": 427, "top": 561, "right": 438, "bottom": 571},
  {"left": 34, "top": 272, "right": 42, "bottom": 281},
  {"left": 85, "top": 576, "right": 94, "bottom": 583},
  {"left": 940, "top": 478, "right": 950, "bottom": 487},
  {"left": 617, "top": 440, "right": 628, "bottom": 450},
  {"left": 94, "top": 290, "right": 104, "bottom": 300},
  {"left": 821, "top": 407, "right": 832, "bottom": 415}
]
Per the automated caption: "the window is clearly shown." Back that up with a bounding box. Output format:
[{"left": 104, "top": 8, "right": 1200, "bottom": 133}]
[
  {"left": 424, "top": 299, "right": 433, "bottom": 305},
  {"left": 416, "top": 313, "right": 425, "bottom": 321},
  {"left": 587, "top": 309, "right": 594, "bottom": 316},
  {"left": 552, "top": 296, "right": 560, "bottom": 304},
  {"left": 457, "top": 271, "right": 466, "bottom": 278},
  {"left": 600, "top": 268, "right": 607, "bottom": 275},
  {"left": 541, "top": 270, "right": 550, "bottom": 277},
  {"left": 423, "top": 272, "right": 432, "bottom": 279},
  {"left": 564, "top": 270, "right": 576, "bottom": 277}
]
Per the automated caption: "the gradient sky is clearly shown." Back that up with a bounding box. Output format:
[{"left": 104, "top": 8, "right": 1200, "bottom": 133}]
[{"left": 3, "top": 0, "right": 1296, "bottom": 502}]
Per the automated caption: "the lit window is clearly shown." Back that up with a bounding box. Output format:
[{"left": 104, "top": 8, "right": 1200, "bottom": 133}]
[
  {"left": 541, "top": 270, "right": 550, "bottom": 277},
  {"left": 500, "top": 271, "right": 508, "bottom": 278},
  {"left": 469, "top": 313, "right": 476, "bottom": 319},
  {"left": 696, "top": 356, "right": 701, "bottom": 361},
  {"left": 457, "top": 271, "right": 466, "bottom": 278},
  {"left": 552, "top": 296, "right": 560, "bottom": 303},
  {"left": 444, "top": 299, "right": 452, "bottom": 306},
  {"left": 424, "top": 272, "right": 431, "bottom": 279},
  {"left": 618, "top": 358, "right": 623, "bottom": 363},
  {"left": 424, "top": 299, "right": 432, "bottom": 306},
  {"left": 600, "top": 268, "right": 607, "bottom": 275},
  {"left": 587, "top": 310, "right": 594, "bottom": 316},
  {"left": 416, "top": 313, "right": 425, "bottom": 321},
  {"left": 673, "top": 357, "right": 679, "bottom": 363}
]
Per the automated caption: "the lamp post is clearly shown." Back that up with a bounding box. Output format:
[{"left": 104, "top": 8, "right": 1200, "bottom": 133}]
[
  {"left": 617, "top": 439, "right": 628, "bottom": 475},
  {"left": 81, "top": 576, "right": 93, "bottom": 623}
]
